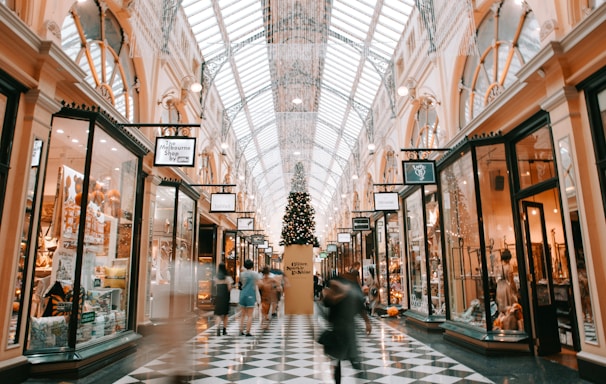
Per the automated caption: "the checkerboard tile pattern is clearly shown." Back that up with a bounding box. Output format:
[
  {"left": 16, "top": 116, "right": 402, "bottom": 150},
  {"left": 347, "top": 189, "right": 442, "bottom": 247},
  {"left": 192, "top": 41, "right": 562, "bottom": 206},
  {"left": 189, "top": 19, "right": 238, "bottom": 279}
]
[{"left": 115, "top": 308, "right": 494, "bottom": 383}]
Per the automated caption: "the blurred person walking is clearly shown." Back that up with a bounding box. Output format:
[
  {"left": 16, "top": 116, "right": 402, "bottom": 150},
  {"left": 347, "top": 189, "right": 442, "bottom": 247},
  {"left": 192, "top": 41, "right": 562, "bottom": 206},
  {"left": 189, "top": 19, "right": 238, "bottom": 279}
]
[
  {"left": 257, "top": 266, "right": 280, "bottom": 330},
  {"left": 238, "top": 259, "right": 259, "bottom": 336},
  {"left": 214, "top": 262, "right": 233, "bottom": 336},
  {"left": 319, "top": 276, "right": 371, "bottom": 384}
]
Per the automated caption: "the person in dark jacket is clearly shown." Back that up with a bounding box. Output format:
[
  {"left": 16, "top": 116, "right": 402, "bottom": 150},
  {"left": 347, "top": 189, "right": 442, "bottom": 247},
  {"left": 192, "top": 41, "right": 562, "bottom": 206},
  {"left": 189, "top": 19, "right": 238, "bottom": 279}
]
[
  {"left": 214, "top": 263, "right": 233, "bottom": 335},
  {"left": 321, "top": 276, "right": 371, "bottom": 383}
]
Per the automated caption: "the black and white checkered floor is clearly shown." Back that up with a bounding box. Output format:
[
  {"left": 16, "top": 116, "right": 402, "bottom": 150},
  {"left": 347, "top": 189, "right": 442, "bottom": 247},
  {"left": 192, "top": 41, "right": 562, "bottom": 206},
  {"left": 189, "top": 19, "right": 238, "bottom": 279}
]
[{"left": 115, "top": 307, "right": 494, "bottom": 384}]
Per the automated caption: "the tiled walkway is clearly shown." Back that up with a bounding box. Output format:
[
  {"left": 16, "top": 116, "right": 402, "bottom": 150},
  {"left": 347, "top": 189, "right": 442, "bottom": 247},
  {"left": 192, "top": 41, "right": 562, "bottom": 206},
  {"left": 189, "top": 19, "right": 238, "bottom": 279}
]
[
  {"left": 22, "top": 304, "right": 591, "bottom": 384},
  {"left": 116, "top": 310, "right": 493, "bottom": 384}
]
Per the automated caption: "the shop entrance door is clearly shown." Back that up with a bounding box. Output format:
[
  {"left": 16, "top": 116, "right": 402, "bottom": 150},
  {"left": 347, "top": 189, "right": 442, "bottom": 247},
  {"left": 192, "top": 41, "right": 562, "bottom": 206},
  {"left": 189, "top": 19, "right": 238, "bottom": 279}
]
[{"left": 521, "top": 201, "right": 561, "bottom": 355}]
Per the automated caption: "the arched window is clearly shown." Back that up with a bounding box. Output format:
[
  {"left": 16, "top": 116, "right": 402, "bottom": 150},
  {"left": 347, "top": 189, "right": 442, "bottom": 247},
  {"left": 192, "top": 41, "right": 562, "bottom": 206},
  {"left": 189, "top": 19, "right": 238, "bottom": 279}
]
[
  {"left": 410, "top": 95, "right": 443, "bottom": 157},
  {"left": 61, "top": 1, "right": 137, "bottom": 121},
  {"left": 459, "top": 0, "right": 540, "bottom": 127}
]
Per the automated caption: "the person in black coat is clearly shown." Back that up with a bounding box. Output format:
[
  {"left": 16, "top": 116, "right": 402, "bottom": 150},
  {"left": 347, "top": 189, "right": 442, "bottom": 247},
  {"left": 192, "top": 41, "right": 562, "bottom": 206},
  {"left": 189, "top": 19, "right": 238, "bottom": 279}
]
[{"left": 321, "top": 277, "right": 371, "bottom": 383}]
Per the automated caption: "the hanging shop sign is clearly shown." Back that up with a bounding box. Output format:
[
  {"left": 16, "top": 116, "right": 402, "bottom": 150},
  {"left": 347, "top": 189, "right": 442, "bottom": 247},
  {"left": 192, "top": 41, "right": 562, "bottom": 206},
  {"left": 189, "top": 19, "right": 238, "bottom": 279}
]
[
  {"left": 326, "top": 244, "right": 337, "bottom": 253},
  {"left": 374, "top": 192, "right": 400, "bottom": 211},
  {"left": 251, "top": 234, "right": 265, "bottom": 245},
  {"left": 265, "top": 246, "right": 273, "bottom": 255},
  {"left": 237, "top": 217, "right": 255, "bottom": 231},
  {"left": 258, "top": 240, "right": 268, "bottom": 249},
  {"left": 402, "top": 160, "right": 436, "bottom": 184},
  {"left": 337, "top": 232, "right": 351, "bottom": 243},
  {"left": 352, "top": 217, "right": 370, "bottom": 231},
  {"left": 210, "top": 193, "right": 236, "bottom": 212},
  {"left": 319, "top": 252, "right": 327, "bottom": 259},
  {"left": 154, "top": 136, "right": 196, "bottom": 167}
]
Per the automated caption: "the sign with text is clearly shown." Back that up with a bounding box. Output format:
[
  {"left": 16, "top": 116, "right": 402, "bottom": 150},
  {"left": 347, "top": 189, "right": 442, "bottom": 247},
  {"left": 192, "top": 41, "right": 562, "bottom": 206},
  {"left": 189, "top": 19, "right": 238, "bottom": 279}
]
[
  {"left": 337, "top": 232, "right": 351, "bottom": 243},
  {"left": 326, "top": 243, "right": 337, "bottom": 253},
  {"left": 210, "top": 193, "right": 236, "bottom": 212},
  {"left": 374, "top": 192, "right": 400, "bottom": 211},
  {"left": 403, "top": 160, "right": 437, "bottom": 184},
  {"left": 352, "top": 217, "right": 370, "bottom": 231},
  {"left": 251, "top": 234, "right": 264, "bottom": 245},
  {"left": 237, "top": 217, "right": 254, "bottom": 231},
  {"left": 154, "top": 137, "right": 196, "bottom": 167}
]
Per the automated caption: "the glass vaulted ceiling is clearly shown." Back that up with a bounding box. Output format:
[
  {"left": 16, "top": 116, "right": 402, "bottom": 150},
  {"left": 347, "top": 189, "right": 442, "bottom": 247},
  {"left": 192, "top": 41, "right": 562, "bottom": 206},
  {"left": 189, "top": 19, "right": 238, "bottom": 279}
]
[{"left": 182, "top": 0, "right": 414, "bottom": 234}]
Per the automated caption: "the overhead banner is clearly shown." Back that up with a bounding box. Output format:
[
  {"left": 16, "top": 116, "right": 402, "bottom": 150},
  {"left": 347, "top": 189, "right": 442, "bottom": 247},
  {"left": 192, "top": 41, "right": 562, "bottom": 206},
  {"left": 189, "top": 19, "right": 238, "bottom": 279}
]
[
  {"left": 374, "top": 192, "right": 400, "bottom": 211},
  {"left": 402, "top": 160, "right": 437, "bottom": 184},
  {"left": 210, "top": 193, "right": 236, "bottom": 212},
  {"left": 154, "top": 137, "right": 196, "bottom": 167}
]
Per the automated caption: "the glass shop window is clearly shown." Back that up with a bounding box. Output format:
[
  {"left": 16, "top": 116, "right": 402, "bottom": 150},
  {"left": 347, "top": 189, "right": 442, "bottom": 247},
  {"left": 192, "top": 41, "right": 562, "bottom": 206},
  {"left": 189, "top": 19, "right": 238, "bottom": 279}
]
[
  {"left": 27, "top": 116, "right": 138, "bottom": 351},
  {"left": 440, "top": 151, "right": 484, "bottom": 328}
]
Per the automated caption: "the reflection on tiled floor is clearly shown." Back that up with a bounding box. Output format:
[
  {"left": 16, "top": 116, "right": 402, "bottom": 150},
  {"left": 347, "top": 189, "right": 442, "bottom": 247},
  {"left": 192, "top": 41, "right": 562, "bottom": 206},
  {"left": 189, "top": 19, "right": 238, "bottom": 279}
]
[{"left": 115, "top": 308, "right": 494, "bottom": 384}]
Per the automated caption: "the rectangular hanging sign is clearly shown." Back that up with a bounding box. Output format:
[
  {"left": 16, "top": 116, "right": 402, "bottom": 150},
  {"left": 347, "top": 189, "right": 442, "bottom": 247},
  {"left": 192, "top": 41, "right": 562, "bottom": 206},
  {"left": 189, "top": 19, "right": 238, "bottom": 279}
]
[
  {"left": 154, "top": 137, "right": 196, "bottom": 167},
  {"left": 251, "top": 234, "right": 265, "bottom": 245},
  {"left": 337, "top": 232, "right": 351, "bottom": 243},
  {"left": 374, "top": 192, "right": 400, "bottom": 211},
  {"left": 326, "top": 244, "right": 337, "bottom": 253},
  {"left": 402, "top": 160, "right": 437, "bottom": 184},
  {"left": 352, "top": 217, "right": 370, "bottom": 231},
  {"left": 210, "top": 193, "right": 236, "bottom": 212},
  {"left": 237, "top": 217, "right": 255, "bottom": 231}
]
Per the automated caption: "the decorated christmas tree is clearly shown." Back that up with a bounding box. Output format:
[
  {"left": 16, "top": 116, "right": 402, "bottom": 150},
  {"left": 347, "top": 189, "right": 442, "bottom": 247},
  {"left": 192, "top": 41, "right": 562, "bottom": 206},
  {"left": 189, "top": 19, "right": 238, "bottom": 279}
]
[{"left": 280, "top": 162, "right": 319, "bottom": 246}]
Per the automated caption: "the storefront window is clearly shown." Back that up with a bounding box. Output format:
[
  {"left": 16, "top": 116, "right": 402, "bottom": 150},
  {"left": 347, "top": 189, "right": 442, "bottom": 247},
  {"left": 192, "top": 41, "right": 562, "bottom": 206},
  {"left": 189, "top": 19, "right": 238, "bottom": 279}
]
[
  {"left": 476, "top": 143, "right": 519, "bottom": 330},
  {"left": 9, "top": 139, "right": 43, "bottom": 346},
  {"left": 386, "top": 213, "right": 402, "bottom": 305},
  {"left": 405, "top": 185, "right": 445, "bottom": 318},
  {"left": 224, "top": 231, "right": 237, "bottom": 280},
  {"left": 150, "top": 185, "right": 197, "bottom": 319},
  {"left": 375, "top": 216, "right": 387, "bottom": 305},
  {"left": 27, "top": 113, "right": 141, "bottom": 352},
  {"left": 406, "top": 189, "right": 427, "bottom": 314},
  {"left": 441, "top": 152, "right": 484, "bottom": 328},
  {"left": 516, "top": 126, "right": 557, "bottom": 190}
]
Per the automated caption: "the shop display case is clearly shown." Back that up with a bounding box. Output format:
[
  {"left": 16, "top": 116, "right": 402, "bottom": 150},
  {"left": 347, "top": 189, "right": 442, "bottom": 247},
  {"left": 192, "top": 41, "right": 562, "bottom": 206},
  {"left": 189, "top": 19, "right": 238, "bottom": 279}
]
[
  {"left": 149, "top": 183, "right": 197, "bottom": 319},
  {"left": 23, "top": 107, "right": 146, "bottom": 359}
]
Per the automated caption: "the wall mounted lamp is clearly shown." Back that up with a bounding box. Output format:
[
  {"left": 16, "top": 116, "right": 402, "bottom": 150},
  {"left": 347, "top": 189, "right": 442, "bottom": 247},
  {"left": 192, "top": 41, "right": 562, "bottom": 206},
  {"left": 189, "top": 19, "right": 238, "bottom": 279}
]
[{"left": 397, "top": 78, "right": 417, "bottom": 99}]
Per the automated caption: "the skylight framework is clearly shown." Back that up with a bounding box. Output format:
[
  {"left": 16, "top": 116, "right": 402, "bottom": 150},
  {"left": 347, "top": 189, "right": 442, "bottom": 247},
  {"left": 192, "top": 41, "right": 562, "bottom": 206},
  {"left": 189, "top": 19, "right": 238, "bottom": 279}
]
[{"left": 181, "top": 0, "right": 417, "bottom": 232}]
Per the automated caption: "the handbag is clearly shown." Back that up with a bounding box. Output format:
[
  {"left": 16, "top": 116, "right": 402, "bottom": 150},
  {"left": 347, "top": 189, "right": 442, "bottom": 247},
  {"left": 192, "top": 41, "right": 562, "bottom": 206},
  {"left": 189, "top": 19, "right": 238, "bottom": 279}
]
[{"left": 318, "top": 329, "right": 346, "bottom": 359}]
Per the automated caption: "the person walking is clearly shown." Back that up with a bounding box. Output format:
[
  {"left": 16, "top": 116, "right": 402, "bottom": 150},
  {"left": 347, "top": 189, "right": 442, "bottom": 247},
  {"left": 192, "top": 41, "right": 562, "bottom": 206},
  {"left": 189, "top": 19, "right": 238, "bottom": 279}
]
[
  {"left": 213, "top": 263, "right": 233, "bottom": 336},
  {"left": 238, "top": 259, "right": 259, "bottom": 336},
  {"left": 364, "top": 266, "right": 380, "bottom": 316},
  {"left": 320, "top": 276, "right": 371, "bottom": 384},
  {"left": 257, "top": 266, "right": 280, "bottom": 330}
]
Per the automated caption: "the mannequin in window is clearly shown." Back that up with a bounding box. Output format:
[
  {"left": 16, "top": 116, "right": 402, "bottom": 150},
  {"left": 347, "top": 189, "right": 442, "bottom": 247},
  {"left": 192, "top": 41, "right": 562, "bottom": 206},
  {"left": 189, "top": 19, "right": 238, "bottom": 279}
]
[{"left": 495, "top": 249, "right": 518, "bottom": 314}]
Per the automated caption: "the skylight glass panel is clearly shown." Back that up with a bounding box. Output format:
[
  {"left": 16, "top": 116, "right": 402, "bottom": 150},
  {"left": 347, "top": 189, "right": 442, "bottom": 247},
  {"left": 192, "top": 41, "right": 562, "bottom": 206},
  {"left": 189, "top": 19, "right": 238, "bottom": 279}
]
[
  {"left": 244, "top": 145, "right": 258, "bottom": 161},
  {"left": 330, "top": 15, "right": 366, "bottom": 42},
  {"left": 214, "top": 70, "right": 239, "bottom": 106},
  {"left": 231, "top": 117, "right": 251, "bottom": 138},
  {"left": 384, "top": 0, "right": 415, "bottom": 15},
  {"left": 343, "top": 114, "right": 363, "bottom": 138},
  {"left": 335, "top": 1, "right": 374, "bottom": 26},
  {"left": 315, "top": 126, "right": 339, "bottom": 148},
  {"left": 336, "top": 141, "right": 351, "bottom": 160},
  {"left": 313, "top": 148, "right": 334, "bottom": 168}
]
